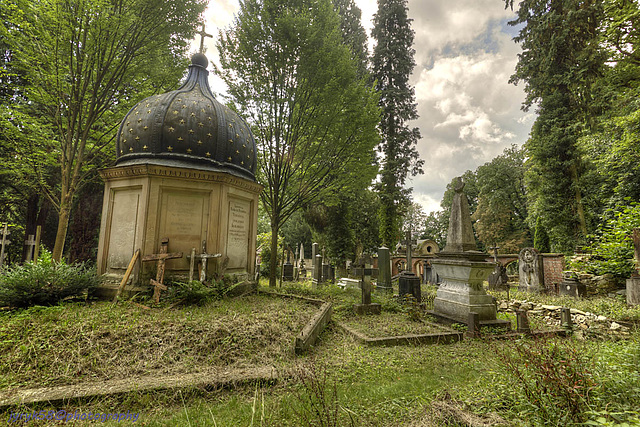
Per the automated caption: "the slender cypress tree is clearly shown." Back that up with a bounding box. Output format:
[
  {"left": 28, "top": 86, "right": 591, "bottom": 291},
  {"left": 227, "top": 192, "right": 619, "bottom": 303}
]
[{"left": 372, "top": 0, "right": 423, "bottom": 247}]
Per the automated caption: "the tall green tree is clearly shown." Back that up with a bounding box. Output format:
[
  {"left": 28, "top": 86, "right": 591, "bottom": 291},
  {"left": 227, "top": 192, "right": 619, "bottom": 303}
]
[
  {"left": 505, "top": 0, "right": 605, "bottom": 252},
  {"left": 6, "top": 0, "right": 205, "bottom": 261},
  {"left": 333, "top": 0, "right": 369, "bottom": 77},
  {"left": 372, "top": 0, "right": 423, "bottom": 248},
  {"left": 218, "top": 0, "right": 380, "bottom": 287},
  {"left": 471, "top": 145, "right": 531, "bottom": 253}
]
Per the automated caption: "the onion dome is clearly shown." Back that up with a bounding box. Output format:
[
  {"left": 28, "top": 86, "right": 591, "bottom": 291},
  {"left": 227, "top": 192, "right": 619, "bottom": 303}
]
[{"left": 115, "top": 53, "right": 257, "bottom": 181}]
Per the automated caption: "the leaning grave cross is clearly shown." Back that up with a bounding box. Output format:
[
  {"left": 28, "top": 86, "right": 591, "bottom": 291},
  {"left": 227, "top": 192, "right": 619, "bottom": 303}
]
[
  {"left": 401, "top": 229, "right": 417, "bottom": 272},
  {"left": 142, "top": 238, "right": 183, "bottom": 304},
  {"left": 24, "top": 234, "right": 37, "bottom": 262},
  {"left": 187, "top": 240, "right": 221, "bottom": 283}
]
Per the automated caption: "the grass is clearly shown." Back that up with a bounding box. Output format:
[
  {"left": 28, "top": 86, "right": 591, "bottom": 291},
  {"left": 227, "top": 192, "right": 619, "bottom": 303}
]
[
  {"left": 0, "top": 293, "right": 315, "bottom": 389},
  {"left": 2, "top": 279, "right": 639, "bottom": 426},
  {"left": 337, "top": 312, "right": 448, "bottom": 337}
]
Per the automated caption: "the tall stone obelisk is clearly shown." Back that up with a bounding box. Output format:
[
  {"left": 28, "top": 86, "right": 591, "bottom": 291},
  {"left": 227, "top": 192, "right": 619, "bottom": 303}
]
[{"left": 431, "top": 177, "right": 498, "bottom": 322}]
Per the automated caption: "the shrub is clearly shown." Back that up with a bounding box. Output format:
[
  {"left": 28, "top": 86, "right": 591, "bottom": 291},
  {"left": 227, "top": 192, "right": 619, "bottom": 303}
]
[
  {"left": 495, "top": 338, "right": 597, "bottom": 426},
  {"left": 570, "top": 203, "right": 640, "bottom": 278},
  {"left": 0, "top": 259, "right": 99, "bottom": 308},
  {"left": 168, "top": 275, "right": 239, "bottom": 305}
]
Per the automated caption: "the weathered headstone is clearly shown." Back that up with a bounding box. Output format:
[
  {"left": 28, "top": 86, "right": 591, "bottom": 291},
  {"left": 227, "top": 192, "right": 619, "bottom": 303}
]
[
  {"left": 466, "top": 312, "right": 480, "bottom": 338},
  {"left": 626, "top": 228, "right": 640, "bottom": 305},
  {"left": 487, "top": 245, "right": 509, "bottom": 290},
  {"left": 561, "top": 307, "right": 573, "bottom": 332},
  {"left": 518, "top": 247, "right": 544, "bottom": 292},
  {"left": 400, "top": 229, "right": 417, "bottom": 273},
  {"left": 353, "top": 258, "right": 381, "bottom": 315},
  {"left": 298, "top": 243, "right": 306, "bottom": 279},
  {"left": 312, "top": 254, "right": 323, "bottom": 289},
  {"left": 559, "top": 272, "right": 586, "bottom": 297},
  {"left": 377, "top": 246, "right": 392, "bottom": 292},
  {"left": 431, "top": 177, "right": 503, "bottom": 324},
  {"left": 311, "top": 242, "right": 319, "bottom": 277},
  {"left": 282, "top": 249, "right": 294, "bottom": 282},
  {"left": 516, "top": 310, "right": 531, "bottom": 334}
]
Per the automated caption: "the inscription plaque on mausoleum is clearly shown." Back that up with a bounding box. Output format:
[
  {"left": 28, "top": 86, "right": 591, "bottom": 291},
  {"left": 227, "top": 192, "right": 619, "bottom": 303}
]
[
  {"left": 226, "top": 198, "right": 251, "bottom": 269},
  {"left": 159, "top": 191, "right": 209, "bottom": 268},
  {"left": 107, "top": 189, "right": 140, "bottom": 269}
]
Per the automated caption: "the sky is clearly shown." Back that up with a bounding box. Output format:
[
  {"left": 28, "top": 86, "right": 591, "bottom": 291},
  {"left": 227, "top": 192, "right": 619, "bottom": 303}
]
[{"left": 192, "top": 0, "right": 534, "bottom": 215}]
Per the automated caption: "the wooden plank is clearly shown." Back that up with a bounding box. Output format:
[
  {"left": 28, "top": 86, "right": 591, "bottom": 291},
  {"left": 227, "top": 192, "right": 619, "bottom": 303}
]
[
  {"left": 150, "top": 279, "right": 168, "bottom": 291},
  {"left": 112, "top": 249, "right": 140, "bottom": 304},
  {"left": 141, "top": 252, "right": 183, "bottom": 262}
]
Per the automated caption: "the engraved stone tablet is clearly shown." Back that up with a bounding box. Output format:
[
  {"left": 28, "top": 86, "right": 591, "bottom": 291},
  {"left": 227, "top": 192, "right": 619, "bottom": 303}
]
[
  {"left": 107, "top": 188, "right": 140, "bottom": 269},
  {"left": 159, "top": 191, "right": 209, "bottom": 268},
  {"left": 226, "top": 198, "right": 251, "bottom": 269}
]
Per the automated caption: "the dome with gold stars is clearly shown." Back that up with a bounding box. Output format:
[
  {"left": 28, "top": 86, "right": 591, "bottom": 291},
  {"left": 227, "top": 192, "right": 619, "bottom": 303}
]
[{"left": 115, "top": 53, "right": 257, "bottom": 181}]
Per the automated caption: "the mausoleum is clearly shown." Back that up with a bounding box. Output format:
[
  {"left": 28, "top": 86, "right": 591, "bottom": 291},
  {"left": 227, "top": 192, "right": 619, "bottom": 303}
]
[{"left": 96, "top": 53, "right": 262, "bottom": 296}]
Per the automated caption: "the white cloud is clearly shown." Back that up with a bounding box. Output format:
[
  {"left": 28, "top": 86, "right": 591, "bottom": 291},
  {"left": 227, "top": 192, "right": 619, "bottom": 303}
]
[{"left": 198, "top": 0, "right": 535, "bottom": 217}]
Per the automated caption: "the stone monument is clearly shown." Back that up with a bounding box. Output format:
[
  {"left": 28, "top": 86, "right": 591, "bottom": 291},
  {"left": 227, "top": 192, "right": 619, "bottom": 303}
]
[
  {"left": 487, "top": 245, "right": 508, "bottom": 290},
  {"left": 377, "top": 246, "right": 392, "bottom": 292},
  {"left": 518, "top": 247, "right": 544, "bottom": 293},
  {"left": 431, "top": 177, "right": 504, "bottom": 324},
  {"left": 95, "top": 51, "right": 262, "bottom": 298}
]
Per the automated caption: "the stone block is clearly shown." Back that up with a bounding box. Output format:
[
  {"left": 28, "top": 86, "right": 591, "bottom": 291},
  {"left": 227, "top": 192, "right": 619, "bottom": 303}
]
[
  {"left": 354, "top": 303, "right": 381, "bottom": 315},
  {"left": 627, "top": 277, "right": 640, "bottom": 306}
]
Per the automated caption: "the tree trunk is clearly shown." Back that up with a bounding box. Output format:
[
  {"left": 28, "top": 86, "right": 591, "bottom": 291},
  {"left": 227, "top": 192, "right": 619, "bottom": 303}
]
[
  {"left": 52, "top": 202, "right": 72, "bottom": 262},
  {"left": 269, "top": 222, "right": 279, "bottom": 287},
  {"left": 569, "top": 163, "right": 587, "bottom": 238}
]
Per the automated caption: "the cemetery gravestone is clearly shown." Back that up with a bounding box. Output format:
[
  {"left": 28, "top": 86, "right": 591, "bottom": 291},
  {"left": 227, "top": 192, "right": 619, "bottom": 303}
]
[
  {"left": 312, "top": 254, "right": 323, "bottom": 289},
  {"left": 487, "top": 245, "right": 509, "bottom": 290},
  {"left": 282, "top": 250, "right": 294, "bottom": 282},
  {"left": 354, "top": 258, "right": 381, "bottom": 315},
  {"left": 518, "top": 247, "right": 544, "bottom": 293},
  {"left": 431, "top": 177, "right": 505, "bottom": 325},
  {"left": 377, "top": 246, "right": 392, "bottom": 292},
  {"left": 559, "top": 272, "right": 586, "bottom": 297},
  {"left": 398, "top": 231, "right": 421, "bottom": 302}
]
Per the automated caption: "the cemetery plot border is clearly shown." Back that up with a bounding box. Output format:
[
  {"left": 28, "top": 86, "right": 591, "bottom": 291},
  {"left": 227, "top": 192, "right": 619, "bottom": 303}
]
[{"left": 337, "top": 321, "right": 462, "bottom": 346}]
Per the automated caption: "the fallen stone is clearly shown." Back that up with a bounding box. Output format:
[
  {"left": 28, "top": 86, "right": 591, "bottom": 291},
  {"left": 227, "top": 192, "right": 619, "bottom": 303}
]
[
  {"left": 541, "top": 305, "right": 562, "bottom": 311},
  {"left": 610, "top": 322, "right": 621, "bottom": 330},
  {"left": 596, "top": 315, "right": 607, "bottom": 322}
]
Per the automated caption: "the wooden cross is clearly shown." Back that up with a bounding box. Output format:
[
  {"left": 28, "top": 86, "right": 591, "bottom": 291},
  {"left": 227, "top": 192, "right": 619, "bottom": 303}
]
[
  {"left": 0, "top": 223, "right": 10, "bottom": 271},
  {"left": 187, "top": 240, "right": 221, "bottom": 283},
  {"left": 24, "top": 234, "right": 36, "bottom": 262},
  {"left": 196, "top": 23, "right": 212, "bottom": 54},
  {"left": 401, "top": 229, "right": 417, "bottom": 272},
  {"left": 142, "top": 238, "right": 183, "bottom": 304}
]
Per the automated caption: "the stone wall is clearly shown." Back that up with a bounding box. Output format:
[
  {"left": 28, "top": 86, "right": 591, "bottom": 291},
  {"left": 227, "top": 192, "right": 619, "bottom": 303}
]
[{"left": 542, "top": 254, "right": 564, "bottom": 290}]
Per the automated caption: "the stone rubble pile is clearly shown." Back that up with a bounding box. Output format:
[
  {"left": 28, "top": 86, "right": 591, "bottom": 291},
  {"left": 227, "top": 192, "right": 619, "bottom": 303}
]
[{"left": 497, "top": 300, "right": 633, "bottom": 337}]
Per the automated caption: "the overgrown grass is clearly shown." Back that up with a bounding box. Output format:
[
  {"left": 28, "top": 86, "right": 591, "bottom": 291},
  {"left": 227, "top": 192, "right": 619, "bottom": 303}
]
[
  {"left": 0, "top": 294, "right": 314, "bottom": 389},
  {"left": 2, "top": 279, "right": 639, "bottom": 426}
]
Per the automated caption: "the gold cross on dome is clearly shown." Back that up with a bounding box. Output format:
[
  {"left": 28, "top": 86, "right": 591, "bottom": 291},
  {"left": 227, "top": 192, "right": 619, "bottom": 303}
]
[{"left": 196, "top": 23, "right": 213, "bottom": 54}]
